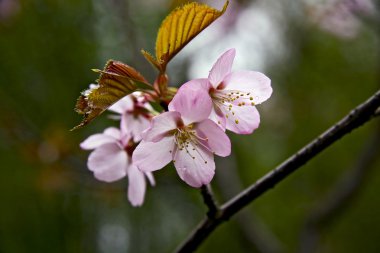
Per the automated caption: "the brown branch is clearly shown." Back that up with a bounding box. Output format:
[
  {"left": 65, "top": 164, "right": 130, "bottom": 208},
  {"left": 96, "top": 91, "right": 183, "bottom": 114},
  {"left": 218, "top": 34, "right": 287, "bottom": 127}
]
[
  {"left": 174, "top": 89, "right": 380, "bottom": 253},
  {"left": 200, "top": 184, "right": 220, "bottom": 219}
]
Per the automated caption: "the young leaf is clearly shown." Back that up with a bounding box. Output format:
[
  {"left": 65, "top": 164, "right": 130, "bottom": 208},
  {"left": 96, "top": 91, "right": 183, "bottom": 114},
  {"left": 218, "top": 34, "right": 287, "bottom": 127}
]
[
  {"left": 144, "top": 1, "right": 229, "bottom": 72},
  {"left": 141, "top": 50, "right": 161, "bottom": 71},
  {"left": 72, "top": 60, "right": 153, "bottom": 130}
]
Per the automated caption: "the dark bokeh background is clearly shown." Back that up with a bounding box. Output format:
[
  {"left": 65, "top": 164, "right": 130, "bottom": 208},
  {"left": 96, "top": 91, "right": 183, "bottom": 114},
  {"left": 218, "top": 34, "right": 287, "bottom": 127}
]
[{"left": 0, "top": 0, "right": 379, "bottom": 252}]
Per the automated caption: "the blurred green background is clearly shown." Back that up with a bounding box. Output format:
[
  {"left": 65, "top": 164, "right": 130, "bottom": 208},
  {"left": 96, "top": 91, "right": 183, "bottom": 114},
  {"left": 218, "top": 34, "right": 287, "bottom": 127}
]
[{"left": 0, "top": 0, "right": 379, "bottom": 252}]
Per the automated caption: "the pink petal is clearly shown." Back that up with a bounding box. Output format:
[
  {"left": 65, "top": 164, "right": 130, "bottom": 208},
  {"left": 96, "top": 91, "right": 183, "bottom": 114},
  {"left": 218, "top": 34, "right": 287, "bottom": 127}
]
[
  {"left": 127, "top": 164, "right": 147, "bottom": 207},
  {"left": 195, "top": 119, "right": 231, "bottom": 157},
  {"left": 208, "top": 48, "right": 236, "bottom": 88},
  {"left": 80, "top": 134, "right": 115, "bottom": 150},
  {"left": 142, "top": 111, "right": 180, "bottom": 142},
  {"left": 208, "top": 106, "right": 226, "bottom": 131},
  {"left": 223, "top": 71, "right": 272, "bottom": 105},
  {"left": 87, "top": 143, "right": 128, "bottom": 182},
  {"left": 80, "top": 127, "right": 121, "bottom": 150},
  {"left": 222, "top": 105, "right": 260, "bottom": 134},
  {"left": 132, "top": 136, "right": 175, "bottom": 172},
  {"left": 168, "top": 84, "right": 212, "bottom": 125},
  {"left": 145, "top": 172, "right": 155, "bottom": 186},
  {"left": 108, "top": 95, "right": 134, "bottom": 114},
  {"left": 103, "top": 127, "right": 122, "bottom": 139},
  {"left": 121, "top": 113, "right": 151, "bottom": 142},
  {"left": 119, "top": 133, "right": 132, "bottom": 149},
  {"left": 173, "top": 143, "right": 215, "bottom": 188},
  {"left": 170, "top": 79, "right": 210, "bottom": 96}
]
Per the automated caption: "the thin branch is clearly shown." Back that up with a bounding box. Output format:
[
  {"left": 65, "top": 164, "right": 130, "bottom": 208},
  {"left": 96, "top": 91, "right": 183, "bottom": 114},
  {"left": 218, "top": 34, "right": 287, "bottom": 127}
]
[
  {"left": 175, "top": 89, "right": 380, "bottom": 253},
  {"left": 200, "top": 184, "right": 220, "bottom": 219}
]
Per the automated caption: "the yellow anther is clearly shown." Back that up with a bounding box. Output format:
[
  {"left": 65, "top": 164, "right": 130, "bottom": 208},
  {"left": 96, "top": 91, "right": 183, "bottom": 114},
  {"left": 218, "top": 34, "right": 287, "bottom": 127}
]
[{"left": 235, "top": 119, "right": 239, "bottom": 124}]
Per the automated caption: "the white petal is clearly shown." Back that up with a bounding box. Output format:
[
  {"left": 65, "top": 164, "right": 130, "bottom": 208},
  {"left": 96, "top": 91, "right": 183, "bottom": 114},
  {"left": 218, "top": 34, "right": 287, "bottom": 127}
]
[
  {"left": 127, "top": 164, "right": 147, "bottom": 207},
  {"left": 87, "top": 143, "right": 128, "bottom": 182},
  {"left": 222, "top": 105, "right": 260, "bottom": 135},
  {"left": 208, "top": 105, "right": 226, "bottom": 131},
  {"left": 223, "top": 71, "right": 272, "bottom": 105},
  {"left": 133, "top": 136, "right": 175, "bottom": 172},
  {"left": 145, "top": 172, "right": 155, "bottom": 186},
  {"left": 108, "top": 95, "right": 134, "bottom": 114},
  {"left": 142, "top": 111, "right": 180, "bottom": 142},
  {"left": 174, "top": 142, "right": 215, "bottom": 188},
  {"left": 195, "top": 119, "right": 231, "bottom": 157},
  {"left": 122, "top": 113, "right": 151, "bottom": 142},
  {"left": 168, "top": 83, "right": 212, "bottom": 125},
  {"left": 103, "top": 127, "right": 121, "bottom": 139},
  {"left": 80, "top": 127, "right": 120, "bottom": 150},
  {"left": 208, "top": 49, "right": 236, "bottom": 88}
]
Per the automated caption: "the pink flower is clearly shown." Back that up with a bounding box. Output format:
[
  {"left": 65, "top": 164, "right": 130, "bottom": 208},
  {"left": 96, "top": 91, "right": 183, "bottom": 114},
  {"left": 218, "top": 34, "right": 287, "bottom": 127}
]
[
  {"left": 108, "top": 93, "right": 152, "bottom": 142},
  {"left": 178, "top": 49, "right": 272, "bottom": 134},
  {"left": 132, "top": 87, "right": 231, "bottom": 188},
  {"left": 80, "top": 127, "right": 154, "bottom": 206}
]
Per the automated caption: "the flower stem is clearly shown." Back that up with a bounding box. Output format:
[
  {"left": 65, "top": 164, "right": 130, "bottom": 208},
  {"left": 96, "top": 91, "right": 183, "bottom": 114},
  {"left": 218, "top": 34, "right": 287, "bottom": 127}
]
[{"left": 200, "top": 184, "right": 220, "bottom": 219}]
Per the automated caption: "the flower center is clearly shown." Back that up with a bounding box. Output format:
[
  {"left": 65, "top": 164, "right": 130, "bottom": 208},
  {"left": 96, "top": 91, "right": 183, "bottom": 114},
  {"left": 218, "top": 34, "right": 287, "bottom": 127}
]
[
  {"left": 209, "top": 89, "right": 256, "bottom": 125},
  {"left": 210, "top": 89, "right": 255, "bottom": 107},
  {"left": 174, "top": 125, "right": 197, "bottom": 151},
  {"left": 124, "top": 139, "right": 138, "bottom": 157},
  {"left": 172, "top": 125, "right": 209, "bottom": 164}
]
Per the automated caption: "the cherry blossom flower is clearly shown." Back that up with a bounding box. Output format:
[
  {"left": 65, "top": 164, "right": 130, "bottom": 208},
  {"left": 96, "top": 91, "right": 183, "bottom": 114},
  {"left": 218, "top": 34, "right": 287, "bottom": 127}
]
[
  {"left": 108, "top": 93, "right": 153, "bottom": 142},
  {"left": 80, "top": 127, "right": 154, "bottom": 206},
  {"left": 132, "top": 86, "right": 231, "bottom": 188},
  {"left": 177, "top": 48, "right": 272, "bottom": 134}
]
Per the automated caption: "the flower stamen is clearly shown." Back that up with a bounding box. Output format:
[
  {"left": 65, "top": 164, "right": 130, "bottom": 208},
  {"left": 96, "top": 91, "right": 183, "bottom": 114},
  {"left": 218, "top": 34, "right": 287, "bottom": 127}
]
[
  {"left": 173, "top": 126, "right": 208, "bottom": 163},
  {"left": 210, "top": 88, "right": 257, "bottom": 126}
]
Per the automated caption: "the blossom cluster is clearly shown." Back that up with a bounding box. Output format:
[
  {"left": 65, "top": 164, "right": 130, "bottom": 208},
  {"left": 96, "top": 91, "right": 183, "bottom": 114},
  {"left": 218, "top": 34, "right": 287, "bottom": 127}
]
[{"left": 80, "top": 49, "right": 272, "bottom": 206}]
